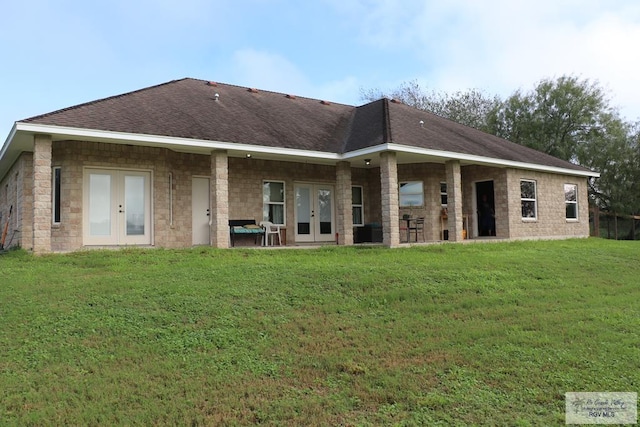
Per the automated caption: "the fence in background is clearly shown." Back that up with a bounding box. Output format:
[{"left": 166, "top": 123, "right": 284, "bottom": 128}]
[{"left": 590, "top": 207, "right": 640, "bottom": 240}]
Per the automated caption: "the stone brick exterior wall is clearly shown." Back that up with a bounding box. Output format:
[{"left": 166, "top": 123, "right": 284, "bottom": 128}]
[
  {"left": 506, "top": 168, "right": 590, "bottom": 239},
  {"left": 3, "top": 138, "right": 590, "bottom": 252},
  {"left": 0, "top": 152, "right": 32, "bottom": 250}
]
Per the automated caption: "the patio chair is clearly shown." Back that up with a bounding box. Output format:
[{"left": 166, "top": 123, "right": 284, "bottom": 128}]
[
  {"left": 408, "top": 217, "right": 425, "bottom": 242},
  {"left": 259, "top": 221, "right": 282, "bottom": 246}
]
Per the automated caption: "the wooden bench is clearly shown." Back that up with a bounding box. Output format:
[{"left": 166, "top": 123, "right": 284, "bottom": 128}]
[{"left": 229, "top": 219, "right": 265, "bottom": 247}]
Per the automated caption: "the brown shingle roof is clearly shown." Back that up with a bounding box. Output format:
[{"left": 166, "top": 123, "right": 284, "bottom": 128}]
[{"left": 22, "top": 78, "right": 590, "bottom": 172}]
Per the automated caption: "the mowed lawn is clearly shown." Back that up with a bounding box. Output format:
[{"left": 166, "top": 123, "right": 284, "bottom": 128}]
[{"left": 0, "top": 239, "right": 638, "bottom": 426}]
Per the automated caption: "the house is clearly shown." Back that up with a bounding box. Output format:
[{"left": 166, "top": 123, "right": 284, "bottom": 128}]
[{"left": 0, "top": 78, "right": 598, "bottom": 253}]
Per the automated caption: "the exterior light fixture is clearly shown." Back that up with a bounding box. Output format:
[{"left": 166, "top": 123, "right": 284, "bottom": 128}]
[
  {"left": 246, "top": 153, "right": 252, "bottom": 158},
  {"left": 364, "top": 159, "right": 371, "bottom": 165}
]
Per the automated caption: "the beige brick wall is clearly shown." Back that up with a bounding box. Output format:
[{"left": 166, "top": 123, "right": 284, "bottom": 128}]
[
  {"left": 26, "top": 139, "right": 590, "bottom": 251},
  {"left": 506, "top": 169, "right": 590, "bottom": 239},
  {"left": 0, "top": 153, "right": 32, "bottom": 250}
]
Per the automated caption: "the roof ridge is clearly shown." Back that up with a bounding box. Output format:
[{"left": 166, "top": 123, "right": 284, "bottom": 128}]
[
  {"left": 21, "top": 78, "right": 191, "bottom": 122},
  {"left": 197, "top": 79, "right": 356, "bottom": 107},
  {"left": 382, "top": 98, "right": 393, "bottom": 143}
]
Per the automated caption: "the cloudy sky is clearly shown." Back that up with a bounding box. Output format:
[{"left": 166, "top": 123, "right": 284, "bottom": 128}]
[{"left": 1, "top": 0, "right": 639, "bottom": 141}]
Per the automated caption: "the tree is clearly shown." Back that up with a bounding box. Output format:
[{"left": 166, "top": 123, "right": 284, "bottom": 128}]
[
  {"left": 361, "top": 75, "right": 640, "bottom": 214},
  {"left": 360, "top": 80, "right": 500, "bottom": 131},
  {"left": 487, "top": 76, "right": 611, "bottom": 163}
]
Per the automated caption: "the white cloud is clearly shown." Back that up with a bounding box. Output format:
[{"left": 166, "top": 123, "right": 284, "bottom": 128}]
[
  {"left": 228, "top": 49, "right": 361, "bottom": 104},
  {"left": 328, "top": 0, "right": 640, "bottom": 119}
]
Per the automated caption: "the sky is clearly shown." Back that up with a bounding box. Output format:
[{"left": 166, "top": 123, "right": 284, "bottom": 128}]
[{"left": 2, "top": 0, "right": 640, "bottom": 142}]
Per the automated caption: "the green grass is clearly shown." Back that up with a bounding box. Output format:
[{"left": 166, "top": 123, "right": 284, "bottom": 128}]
[{"left": 1, "top": 239, "right": 638, "bottom": 426}]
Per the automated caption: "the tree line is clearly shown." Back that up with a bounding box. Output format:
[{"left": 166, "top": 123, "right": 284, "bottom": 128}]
[{"left": 362, "top": 76, "right": 640, "bottom": 215}]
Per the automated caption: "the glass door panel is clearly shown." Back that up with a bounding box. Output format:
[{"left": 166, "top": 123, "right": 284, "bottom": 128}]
[
  {"left": 125, "top": 175, "right": 145, "bottom": 236},
  {"left": 89, "top": 174, "right": 112, "bottom": 237},
  {"left": 317, "top": 187, "right": 334, "bottom": 239},
  {"left": 295, "top": 185, "right": 313, "bottom": 242}
]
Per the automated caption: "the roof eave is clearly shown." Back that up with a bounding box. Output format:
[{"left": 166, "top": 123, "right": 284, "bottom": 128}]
[
  {"left": 344, "top": 143, "right": 600, "bottom": 178},
  {"left": 2, "top": 123, "right": 600, "bottom": 180}
]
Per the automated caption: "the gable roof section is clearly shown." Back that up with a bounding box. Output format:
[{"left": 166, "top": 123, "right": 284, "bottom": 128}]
[{"left": 2, "top": 77, "right": 597, "bottom": 178}]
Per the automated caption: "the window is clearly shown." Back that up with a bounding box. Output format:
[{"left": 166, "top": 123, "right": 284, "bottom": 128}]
[
  {"left": 440, "top": 182, "right": 448, "bottom": 206},
  {"left": 263, "top": 181, "right": 285, "bottom": 225},
  {"left": 352, "top": 186, "right": 364, "bottom": 226},
  {"left": 53, "top": 167, "right": 61, "bottom": 224},
  {"left": 399, "top": 181, "right": 424, "bottom": 207},
  {"left": 565, "top": 184, "right": 578, "bottom": 220},
  {"left": 520, "top": 180, "right": 537, "bottom": 219}
]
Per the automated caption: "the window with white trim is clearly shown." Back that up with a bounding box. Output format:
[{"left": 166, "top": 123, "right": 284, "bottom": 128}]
[
  {"left": 520, "top": 180, "right": 537, "bottom": 219},
  {"left": 263, "top": 181, "right": 285, "bottom": 225},
  {"left": 352, "top": 186, "right": 364, "bottom": 226},
  {"left": 440, "top": 182, "right": 448, "bottom": 206},
  {"left": 53, "top": 167, "right": 61, "bottom": 224},
  {"left": 565, "top": 184, "right": 578, "bottom": 220},
  {"left": 399, "top": 181, "right": 424, "bottom": 207}
]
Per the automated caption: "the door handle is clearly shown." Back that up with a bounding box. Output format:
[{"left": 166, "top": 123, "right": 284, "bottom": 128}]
[
  {"left": 119, "top": 205, "right": 124, "bottom": 213},
  {"left": 206, "top": 209, "right": 210, "bottom": 217}
]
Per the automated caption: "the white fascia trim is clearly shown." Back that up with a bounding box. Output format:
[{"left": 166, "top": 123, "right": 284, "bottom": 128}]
[
  {"left": 0, "top": 123, "right": 18, "bottom": 158},
  {"left": 344, "top": 143, "right": 599, "bottom": 178},
  {"left": 13, "top": 123, "right": 599, "bottom": 178},
  {"left": 14, "top": 123, "right": 342, "bottom": 161}
]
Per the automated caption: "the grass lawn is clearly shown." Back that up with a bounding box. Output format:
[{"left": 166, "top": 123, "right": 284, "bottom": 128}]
[{"left": 0, "top": 239, "right": 638, "bottom": 426}]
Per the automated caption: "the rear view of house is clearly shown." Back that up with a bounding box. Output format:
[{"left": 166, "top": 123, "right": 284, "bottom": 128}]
[{"left": 0, "top": 78, "right": 598, "bottom": 253}]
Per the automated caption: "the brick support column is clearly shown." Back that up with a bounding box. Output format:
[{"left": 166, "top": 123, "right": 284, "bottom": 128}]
[
  {"left": 32, "top": 134, "right": 52, "bottom": 254},
  {"left": 336, "top": 161, "right": 353, "bottom": 245},
  {"left": 210, "top": 150, "right": 229, "bottom": 248},
  {"left": 380, "top": 151, "right": 400, "bottom": 247},
  {"left": 445, "top": 160, "right": 463, "bottom": 242}
]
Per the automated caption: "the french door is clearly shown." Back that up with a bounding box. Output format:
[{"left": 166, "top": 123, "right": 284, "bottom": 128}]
[
  {"left": 83, "top": 168, "right": 152, "bottom": 246},
  {"left": 294, "top": 183, "right": 335, "bottom": 243}
]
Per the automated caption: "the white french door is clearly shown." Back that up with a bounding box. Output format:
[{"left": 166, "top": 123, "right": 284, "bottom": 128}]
[
  {"left": 192, "top": 177, "right": 211, "bottom": 245},
  {"left": 83, "top": 168, "right": 152, "bottom": 246},
  {"left": 294, "top": 183, "right": 335, "bottom": 243}
]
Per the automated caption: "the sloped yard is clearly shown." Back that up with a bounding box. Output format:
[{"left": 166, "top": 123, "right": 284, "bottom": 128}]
[{"left": 1, "top": 239, "right": 638, "bottom": 425}]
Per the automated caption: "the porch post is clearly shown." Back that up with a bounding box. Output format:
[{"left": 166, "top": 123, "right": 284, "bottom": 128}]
[
  {"left": 445, "top": 160, "right": 463, "bottom": 242},
  {"left": 380, "top": 151, "right": 400, "bottom": 247},
  {"left": 210, "top": 150, "right": 229, "bottom": 248},
  {"left": 336, "top": 161, "right": 353, "bottom": 245},
  {"left": 32, "top": 134, "right": 52, "bottom": 254}
]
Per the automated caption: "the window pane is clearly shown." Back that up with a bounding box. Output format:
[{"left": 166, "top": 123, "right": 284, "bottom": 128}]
[
  {"left": 400, "top": 193, "right": 423, "bottom": 207},
  {"left": 269, "top": 205, "right": 284, "bottom": 224},
  {"left": 440, "top": 182, "right": 447, "bottom": 194},
  {"left": 352, "top": 206, "right": 363, "bottom": 225},
  {"left": 564, "top": 184, "right": 577, "bottom": 202},
  {"left": 521, "top": 181, "right": 536, "bottom": 199},
  {"left": 399, "top": 181, "right": 424, "bottom": 206},
  {"left": 264, "top": 182, "right": 284, "bottom": 203},
  {"left": 400, "top": 181, "right": 422, "bottom": 194},
  {"left": 352, "top": 187, "right": 362, "bottom": 205},
  {"left": 522, "top": 201, "right": 536, "bottom": 218},
  {"left": 53, "top": 168, "right": 61, "bottom": 223},
  {"left": 566, "top": 203, "right": 577, "bottom": 219}
]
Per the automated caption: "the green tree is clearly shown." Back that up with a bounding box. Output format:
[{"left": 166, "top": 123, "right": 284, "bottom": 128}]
[
  {"left": 361, "top": 75, "right": 639, "bottom": 214},
  {"left": 487, "top": 76, "right": 612, "bottom": 162},
  {"left": 360, "top": 80, "right": 500, "bottom": 131}
]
